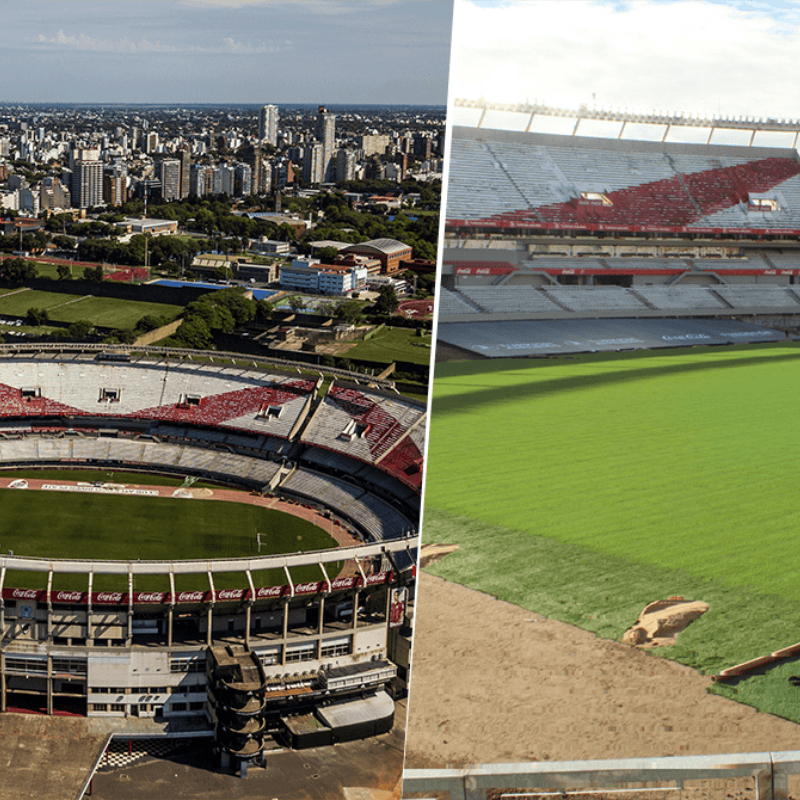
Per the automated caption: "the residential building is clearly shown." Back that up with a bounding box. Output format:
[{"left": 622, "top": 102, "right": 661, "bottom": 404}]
[
  {"left": 158, "top": 159, "right": 181, "bottom": 201},
  {"left": 336, "top": 149, "right": 357, "bottom": 182},
  {"left": 360, "top": 134, "right": 390, "bottom": 157},
  {"left": 303, "top": 143, "right": 324, "bottom": 185},
  {"left": 258, "top": 105, "right": 278, "bottom": 146},
  {"left": 316, "top": 106, "right": 336, "bottom": 182},
  {"left": 69, "top": 147, "right": 102, "bottom": 209}
]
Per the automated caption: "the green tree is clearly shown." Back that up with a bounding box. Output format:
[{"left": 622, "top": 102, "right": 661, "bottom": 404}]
[
  {"left": 56, "top": 264, "right": 71, "bottom": 281},
  {"left": 134, "top": 314, "right": 168, "bottom": 333},
  {"left": 2, "top": 258, "right": 37, "bottom": 284},
  {"left": 335, "top": 299, "right": 362, "bottom": 324},
  {"left": 67, "top": 320, "right": 93, "bottom": 339},
  {"left": 316, "top": 246, "right": 340, "bottom": 263},
  {"left": 82, "top": 265, "right": 104, "bottom": 283},
  {"left": 170, "top": 316, "right": 214, "bottom": 349},
  {"left": 287, "top": 295, "right": 304, "bottom": 313},
  {"left": 256, "top": 299, "right": 274, "bottom": 322},
  {"left": 374, "top": 284, "right": 399, "bottom": 315},
  {"left": 26, "top": 307, "right": 49, "bottom": 326}
]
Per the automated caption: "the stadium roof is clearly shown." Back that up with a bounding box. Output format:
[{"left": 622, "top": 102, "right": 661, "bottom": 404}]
[{"left": 344, "top": 238, "right": 410, "bottom": 255}]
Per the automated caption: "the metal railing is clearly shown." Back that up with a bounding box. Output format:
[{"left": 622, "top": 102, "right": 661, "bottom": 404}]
[{"left": 403, "top": 752, "right": 800, "bottom": 799}]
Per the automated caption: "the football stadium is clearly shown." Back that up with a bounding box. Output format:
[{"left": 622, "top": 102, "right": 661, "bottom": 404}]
[
  {"left": 405, "top": 101, "right": 800, "bottom": 787},
  {"left": 0, "top": 342, "right": 422, "bottom": 770}
]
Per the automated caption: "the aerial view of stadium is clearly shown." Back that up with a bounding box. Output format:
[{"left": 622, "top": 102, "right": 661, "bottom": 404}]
[
  {"left": 0, "top": 344, "right": 421, "bottom": 797},
  {"left": 403, "top": 0, "right": 800, "bottom": 793}
]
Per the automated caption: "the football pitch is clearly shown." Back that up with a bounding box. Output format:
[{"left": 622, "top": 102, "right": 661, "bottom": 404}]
[
  {"left": 424, "top": 342, "right": 800, "bottom": 723},
  {"left": 0, "top": 490, "right": 338, "bottom": 593}
]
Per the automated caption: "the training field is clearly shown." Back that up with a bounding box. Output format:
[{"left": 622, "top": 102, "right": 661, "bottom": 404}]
[
  {"left": 0, "top": 488, "right": 337, "bottom": 593},
  {"left": 424, "top": 342, "right": 800, "bottom": 724},
  {"left": 0, "top": 290, "right": 181, "bottom": 329}
]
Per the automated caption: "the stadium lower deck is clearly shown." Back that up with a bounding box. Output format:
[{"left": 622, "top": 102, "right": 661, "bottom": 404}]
[{"left": 0, "top": 345, "right": 421, "bottom": 765}]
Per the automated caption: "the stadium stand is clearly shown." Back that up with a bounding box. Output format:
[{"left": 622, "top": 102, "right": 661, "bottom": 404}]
[
  {"left": 446, "top": 128, "right": 800, "bottom": 233},
  {"left": 542, "top": 286, "right": 648, "bottom": 312},
  {"left": 460, "top": 285, "right": 562, "bottom": 313},
  {"left": 439, "top": 123, "right": 800, "bottom": 356}
]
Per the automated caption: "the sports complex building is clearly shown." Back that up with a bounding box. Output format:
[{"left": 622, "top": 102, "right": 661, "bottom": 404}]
[{"left": 0, "top": 343, "right": 423, "bottom": 765}]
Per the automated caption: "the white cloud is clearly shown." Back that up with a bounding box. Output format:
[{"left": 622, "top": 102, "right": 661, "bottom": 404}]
[
  {"left": 31, "top": 30, "right": 277, "bottom": 54},
  {"left": 452, "top": 0, "right": 800, "bottom": 119}
]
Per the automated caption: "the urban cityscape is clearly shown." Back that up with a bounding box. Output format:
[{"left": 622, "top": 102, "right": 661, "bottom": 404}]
[{"left": 0, "top": 100, "right": 442, "bottom": 799}]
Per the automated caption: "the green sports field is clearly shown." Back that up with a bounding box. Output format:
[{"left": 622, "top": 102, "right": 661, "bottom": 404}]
[
  {"left": 0, "top": 490, "right": 338, "bottom": 592},
  {"left": 424, "top": 342, "right": 800, "bottom": 724},
  {"left": 0, "top": 290, "right": 182, "bottom": 329}
]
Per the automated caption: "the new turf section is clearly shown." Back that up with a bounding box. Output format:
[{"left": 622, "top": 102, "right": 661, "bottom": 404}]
[
  {"left": 424, "top": 343, "right": 800, "bottom": 724},
  {"left": 0, "top": 490, "right": 338, "bottom": 591}
]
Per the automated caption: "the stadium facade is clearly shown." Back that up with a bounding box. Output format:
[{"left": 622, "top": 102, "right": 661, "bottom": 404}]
[
  {"left": 0, "top": 345, "right": 422, "bottom": 761},
  {"left": 439, "top": 110, "right": 800, "bottom": 359}
]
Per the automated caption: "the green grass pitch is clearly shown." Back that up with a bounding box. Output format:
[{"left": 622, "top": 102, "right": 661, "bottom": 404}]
[
  {"left": 424, "top": 343, "right": 800, "bottom": 724},
  {"left": 0, "top": 291, "right": 182, "bottom": 329},
  {"left": 0, "top": 490, "right": 338, "bottom": 592}
]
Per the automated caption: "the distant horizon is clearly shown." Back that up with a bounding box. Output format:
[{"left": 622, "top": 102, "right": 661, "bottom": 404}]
[{"left": 0, "top": 102, "right": 446, "bottom": 110}]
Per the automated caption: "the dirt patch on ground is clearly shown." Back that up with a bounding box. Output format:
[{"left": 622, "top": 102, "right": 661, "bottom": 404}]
[
  {"left": 404, "top": 573, "right": 800, "bottom": 769},
  {"left": 418, "top": 543, "right": 459, "bottom": 569},
  {"left": 0, "top": 713, "right": 107, "bottom": 800},
  {"left": 623, "top": 597, "right": 710, "bottom": 647}
]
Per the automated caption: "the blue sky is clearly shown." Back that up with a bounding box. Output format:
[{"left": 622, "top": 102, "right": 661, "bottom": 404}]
[
  {"left": 0, "top": 0, "right": 453, "bottom": 104},
  {"left": 451, "top": 0, "right": 800, "bottom": 139}
]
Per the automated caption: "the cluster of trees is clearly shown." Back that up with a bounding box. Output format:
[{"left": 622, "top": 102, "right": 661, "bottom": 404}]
[
  {"left": 163, "top": 288, "right": 267, "bottom": 350},
  {"left": 118, "top": 197, "right": 291, "bottom": 242},
  {"left": 0, "top": 258, "right": 37, "bottom": 284},
  {"left": 0, "top": 229, "right": 49, "bottom": 255},
  {"left": 297, "top": 195, "right": 438, "bottom": 261}
]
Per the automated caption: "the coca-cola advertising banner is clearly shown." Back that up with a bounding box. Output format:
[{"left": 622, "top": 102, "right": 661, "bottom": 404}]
[{"left": 1, "top": 572, "right": 394, "bottom": 606}]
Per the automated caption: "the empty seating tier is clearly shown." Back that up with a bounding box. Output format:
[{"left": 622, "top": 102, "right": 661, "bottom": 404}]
[{"left": 446, "top": 128, "right": 800, "bottom": 233}]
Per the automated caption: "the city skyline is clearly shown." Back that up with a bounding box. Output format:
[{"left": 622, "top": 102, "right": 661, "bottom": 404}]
[{"left": 0, "top": 0, "right": 453, "bottom": 105}]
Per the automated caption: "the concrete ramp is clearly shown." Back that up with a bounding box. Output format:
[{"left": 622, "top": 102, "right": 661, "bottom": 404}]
[{"left": 0, "top": 713, "right": 108, "bottom": 800}]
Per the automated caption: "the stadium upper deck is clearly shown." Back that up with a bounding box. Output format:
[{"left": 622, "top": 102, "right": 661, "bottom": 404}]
[{"left": 446, "top": 127, "right": 800, "bottom": 236}]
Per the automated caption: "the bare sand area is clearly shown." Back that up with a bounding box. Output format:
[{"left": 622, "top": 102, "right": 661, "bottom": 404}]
[{"left": 404, "top": 573, "right": 800, "bottom": 769}]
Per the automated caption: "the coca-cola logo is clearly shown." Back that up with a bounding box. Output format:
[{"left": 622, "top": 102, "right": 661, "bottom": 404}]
[
  {"left": 217, "top": 589, "right": 244, "bottom": 601},
  {"left": 177, "top": 591, "right": 205, "bottom": 602},
  {"left": 256, "top": 586, "right": 283, "bottom": 598},
  {"left": 135, "top": 593, "right": 164, "bottom": 603},
  {"left": 294, "top": 582, "right": 320, "bottom": 594},
  {"left": 331, "top": 577, "right": 357, "bottom": 590},
  {"left": 95, "top": 592, "right": 125, "bottom": 603},
  {"left": 12, "top": 589, "right": 39, "bottom": 599},
  {"left": 366, "top": 571, "right": 390, "bottom": 585},
  {"left": 55, "top": 591, "right": 83, "bottom": 602}
]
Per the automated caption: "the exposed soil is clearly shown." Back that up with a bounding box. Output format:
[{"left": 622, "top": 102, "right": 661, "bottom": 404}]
[
  {"left": 623, "top": 597, "right": 710, "bottom": 647},
  {"left": 404, "top": 572, "right": 800, "bottom": 769},
  {"left": 418, "top": 543, "right": 460, "bottom": 569}
]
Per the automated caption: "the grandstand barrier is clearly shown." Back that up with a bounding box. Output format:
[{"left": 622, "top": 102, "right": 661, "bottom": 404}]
[
  {"left": 437, "top": 317, "right": 785, "bottom": 358},
  {"left": 402, "top": 751, "right": 800, "bottom": 799}
]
